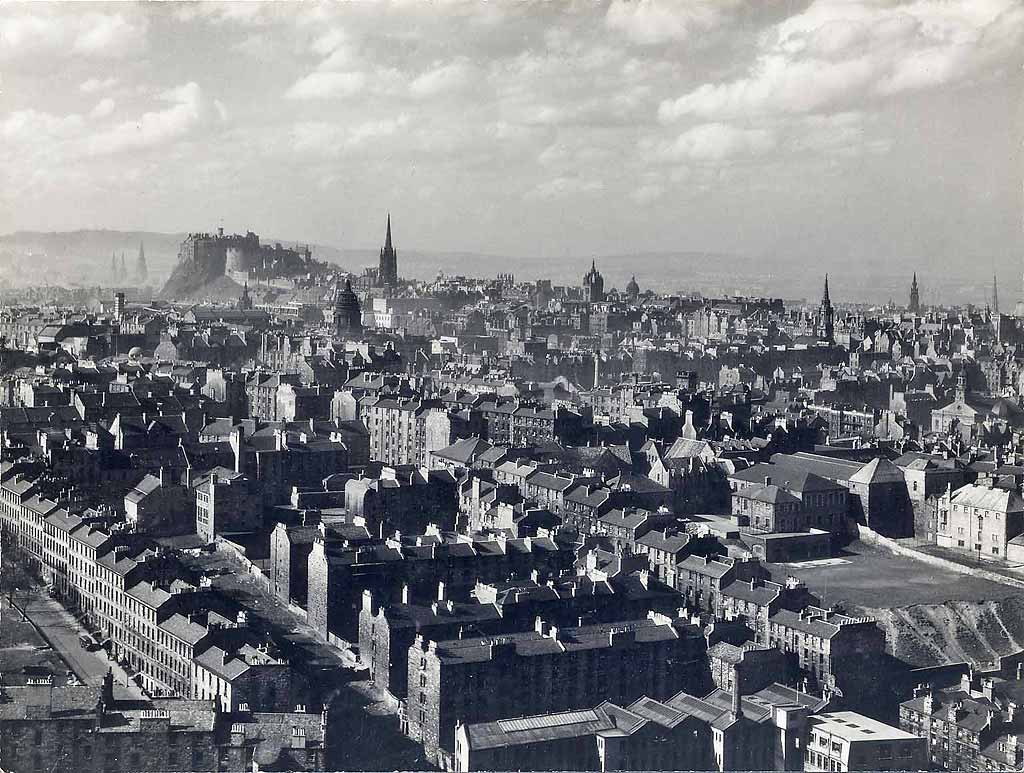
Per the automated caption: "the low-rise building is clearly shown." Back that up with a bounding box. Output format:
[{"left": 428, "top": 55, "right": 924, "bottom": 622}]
[
  {"left": 936, "top": 482, "right": 1024, "bottom": 561},
  {"left": 806, "top": 710, "right": 927, "bottom": 771}
]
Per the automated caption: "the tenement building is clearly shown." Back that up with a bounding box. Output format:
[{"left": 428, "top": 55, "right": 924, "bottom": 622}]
[{"left": 403, "top": 613, "right": 709, "bottom": 765}]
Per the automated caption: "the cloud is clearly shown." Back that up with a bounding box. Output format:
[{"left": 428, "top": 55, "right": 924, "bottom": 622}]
[
  {"left": 659, "top": 0, "right": 1024, "bottom": 121},
  {"left": 605, "top": 0, "right": 739, "bottom": 45},
  {"left": 630, "top": 183, "right": 666, "bottom": 204},
  {"left": 311, "top": 28, "right": 347, "bottom": 57},
  {"left": 79, "top": 77, "right": 119, "bottom": 94},
  {"left": 527, "top": 176, "right": 605, "bottom": 201},
  {"left": 662, "top": 123, "right": 777, "bottom": 162},
  {"left": 232, "top": 33, "right": 272, "bottom": 57},
  {"left": 1, "top": 110, "right": 85, "bottom": 145},
  {"left": 90, "top": 98, "right": 116, "bottom": 119},
  {"left": 174, "top": 3, "right": 277, "bottom": 27},
  {"left": 291, "top": 115, "right": 410, "bottom": 155},
  {"left": 87, "top": 82, "right": 214, "bottom": 156},
  {"left": 409, "top": 59, "right": 473, "bottom": 98},
  {"left": 285, "top": 71, "right": 367, "bottom": 100},
  {"left": 0, "top": 9, "right": 148, "bottom": 64}
]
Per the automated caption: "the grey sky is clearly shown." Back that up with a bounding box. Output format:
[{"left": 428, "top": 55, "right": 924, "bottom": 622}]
[{"left": 1, "top": 0, "right": 1022, "bottom": 281}]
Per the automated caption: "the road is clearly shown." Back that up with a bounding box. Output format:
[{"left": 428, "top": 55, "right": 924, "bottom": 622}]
[{"left": 14, "top": 590, "right": 142, "bottom": 699}]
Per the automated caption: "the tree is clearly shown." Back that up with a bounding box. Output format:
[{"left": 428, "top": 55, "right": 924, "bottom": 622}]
[{"left": 0, "top": 539, "right": 33, "bottom": 611}]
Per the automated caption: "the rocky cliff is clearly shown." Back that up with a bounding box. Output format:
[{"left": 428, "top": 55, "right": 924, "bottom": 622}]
[{"left": 160, "top": 245, "right": 226, "bottom": 298}]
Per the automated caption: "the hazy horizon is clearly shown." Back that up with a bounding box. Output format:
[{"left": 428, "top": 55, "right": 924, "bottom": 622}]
[{"left": 2, "top": 1, "right": 1022, "bottom": 280}]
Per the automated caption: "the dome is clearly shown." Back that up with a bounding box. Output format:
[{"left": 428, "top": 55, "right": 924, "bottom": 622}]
[
  {"left": 626, "top": 275, "right": 640, "bottom": 298},
  {"left": 128, "top": 346, "right": 144, "bottom": 359},
  {"left": 334, "top": 278, "right": 362, "bottom": 335}
]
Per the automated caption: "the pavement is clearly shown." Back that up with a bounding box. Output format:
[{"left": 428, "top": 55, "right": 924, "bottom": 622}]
[{"left": 13, "top": 589, "right": 142, "bottom": 698}]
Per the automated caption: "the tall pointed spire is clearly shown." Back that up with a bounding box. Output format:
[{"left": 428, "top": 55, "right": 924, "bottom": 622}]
[
  {"left": 993, "top": 273, "right": 1000, "bottom": 315},
  {"left": 136, "top": 241, "right": 148, "bottom": 284},
  {"left": 909, "top": 272, "right": 921, "bottom": 313},
  {"left": 818, "top": 274, "right": 834, "bottom": 343},
  {"left": 378, "top": 213, "right": 398, "bottom": 288}
]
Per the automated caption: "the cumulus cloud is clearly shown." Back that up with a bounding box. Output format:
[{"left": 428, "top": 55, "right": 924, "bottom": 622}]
[
  {"left": 409, "top": 59, "right": 473, "bottom": 98},
  {"left": 89, "top": 98, "right": 116, "bottom": 119},
  {"left": 175, "top": 3, "right": 277, "bottom": 27},
  {"left": 659, "top": 0, "right": 1024, "bottom": 121},
  {"left": 1, "top": 110, "right": 85, "bottom": 145},
  {"left": 291, "top": 115, "right": 410, "bottom": 155},
  {"left": 80, "top": 77, "right": 119, "bottom": 94},
  {"left": 662, "top": 123, "right": 777, "bottom": 162},
  {"left": 0, "top": 9, "right": 148, "bottom": 63},
  {"left": 605, "top": 0, "right": 739, "bottom": 45},
  {"left": 88, "top": 82, "right": 215, "bottom": 156},
  {"left": 285, "top": 71, "right": 367, "bottom": 100}
]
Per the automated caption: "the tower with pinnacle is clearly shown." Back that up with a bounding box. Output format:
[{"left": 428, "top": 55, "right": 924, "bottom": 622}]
[
  {"left": 992, "top": 274, "right": 999, "bottom": 315},
  {"left": 583, "top": 260, "right": 605, "bottom": 303},
  {"left": 377, "top": 214, "right": 398, "bottom": 288},
  {"left": 818, "top": 274, "right": 834, "bottom": 343},
  {"left": 136, "top": 241, "right": 148, "bottom": 285},
  {"left": 909, "top": 273, "right": 921, "bottom": 313}
]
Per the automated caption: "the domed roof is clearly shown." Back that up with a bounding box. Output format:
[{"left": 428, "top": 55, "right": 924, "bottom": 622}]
[
  {"left": 626, "top": 275, "right": 640, "bottom": 294},
  {"left": 990, "top": 397, "right": 1022, "bottom": 419},
  {"left": 334, "top": 277, "right": 362, "bottom": 334},
  {"left": 335, "top": 278, "right": 360, "bottom": 309}
]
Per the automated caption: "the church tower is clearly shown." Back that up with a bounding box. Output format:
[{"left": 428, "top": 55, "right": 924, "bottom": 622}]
[
  {"left": 992, "top": 274, "right": 999, "bottom": 315},
  {"left": 377, "top": 214, "right": 398, "bottom": 288},
  {"left": 238, "top": 281, "right": 253, "bottom": 311},
  {"left": 909, "top": 272, "right": 921, "bottom": 313},
  {"left": 136, "top": 241, "right": 148, "bottom": 285},
  {"left": 583, "top": 260, "right": 605, "bottom": 303},
  {"left": 818, "top": 274, "right": 834, "bottom": 343}
]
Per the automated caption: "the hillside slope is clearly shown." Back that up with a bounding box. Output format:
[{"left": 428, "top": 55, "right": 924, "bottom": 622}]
[{"left": 867, "top": 597, "right": 1024, "bottom": 669}]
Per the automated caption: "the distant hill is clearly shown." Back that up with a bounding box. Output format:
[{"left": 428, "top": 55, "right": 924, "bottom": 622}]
[{"left": 0, "top": 230, "right": 998, "bottom": 305}]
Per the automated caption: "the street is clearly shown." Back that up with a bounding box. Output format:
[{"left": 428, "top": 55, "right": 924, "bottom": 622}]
[{"left": 12, "top": 590, "right": 143, "bottom": 699}]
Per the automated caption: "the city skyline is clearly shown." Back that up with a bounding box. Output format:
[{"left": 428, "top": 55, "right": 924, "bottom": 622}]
[{"left": 1, "top": 0, "right": 1022, "bottom": 278}]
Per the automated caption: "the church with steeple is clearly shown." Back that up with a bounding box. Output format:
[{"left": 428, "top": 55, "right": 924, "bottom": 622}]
[
  {"left": 909, "top": 273, "right": 921, "bottom": 313},
  {"left": 817, "top": 274, "right": 834, "bottom": 344},
  {"left": 377, "top": 215, "right": 398, "bottom": 288},
  {"left": 136, "top": 241, "right": 148, "bottom": 285}
]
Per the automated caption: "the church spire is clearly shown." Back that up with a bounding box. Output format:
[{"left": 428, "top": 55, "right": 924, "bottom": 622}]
[
  {"left": 818, "top": 274, "right": 834, "bottom": 344},
  {"left": 378, "top": 213, "right": 397, "bottom": 288},
  {"left": 909, "top": 272, "right": 921, "bottom": 313},
  {"left": 136, "top": 241, "right": 148, "bottom": 284},
  {"left": 993, "top": 273, "right": 1000, "bottom": 315}
]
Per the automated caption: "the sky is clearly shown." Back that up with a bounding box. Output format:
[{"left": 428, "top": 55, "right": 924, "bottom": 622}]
[{"left": 1, "top": 0, "right": 1022, "bottom": 279}]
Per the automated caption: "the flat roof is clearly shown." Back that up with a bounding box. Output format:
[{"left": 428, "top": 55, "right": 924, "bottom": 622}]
[{"left": 809, "top": 710, "right": 920, "bottom": 742}]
